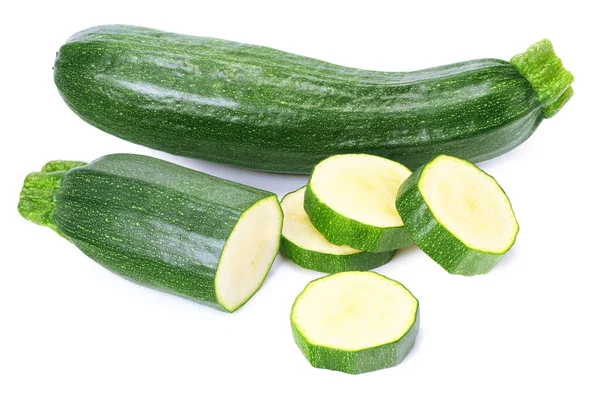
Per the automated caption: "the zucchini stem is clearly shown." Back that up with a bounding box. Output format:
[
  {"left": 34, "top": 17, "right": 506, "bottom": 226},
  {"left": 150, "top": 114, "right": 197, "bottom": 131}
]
[
  {"left": 510, "top": 39, "right": 574, "bottom": 118},
  {"left": 18, "top": 160, "right": 86, "bottom": 236},
  {"left": 542, "top": 86, "right": 574, "bottom": 118}
]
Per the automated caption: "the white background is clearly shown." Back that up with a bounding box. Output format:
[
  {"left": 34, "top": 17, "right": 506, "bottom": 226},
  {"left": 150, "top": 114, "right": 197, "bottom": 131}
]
[{"left": 1, "top": 1, "right": 598, "bottom": 399}]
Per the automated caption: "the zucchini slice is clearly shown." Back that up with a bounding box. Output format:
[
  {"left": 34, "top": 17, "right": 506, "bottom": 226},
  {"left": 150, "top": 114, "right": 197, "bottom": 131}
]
[
  {"left": 280, "top": 187, "right": 396, "bottom": 273},
  {"left": 18, "top": 154, "right": 283, "bottom": 312},
  {"left": 291, "top": 271, "right": 419, "bottom": 374},
  {"left": 305, "top": 154, "right": 413, "bottom": 252},
  {"left": 396, "top": 155, "right": 519, "bottom": 276}
]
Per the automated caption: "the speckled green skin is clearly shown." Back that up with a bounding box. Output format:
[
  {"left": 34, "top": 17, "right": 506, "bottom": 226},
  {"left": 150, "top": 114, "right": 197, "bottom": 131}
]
[
  {"left": 395, "top": 156, "right": 518, "bottom": 276},
  {"left": 291, "top": 274, "right": 419, "bottom": 375},
  {"left": 304, "top": 183, "right": 413, "bottom": 252},
  {"left": 280, "top": 236, "right": 396, "bottom": 273},
  {"left": 18, "top": 154, "right": 281, "bottom": 311},
  {"left": 54, "top": 26, "right": 565, "bottom": 174}
]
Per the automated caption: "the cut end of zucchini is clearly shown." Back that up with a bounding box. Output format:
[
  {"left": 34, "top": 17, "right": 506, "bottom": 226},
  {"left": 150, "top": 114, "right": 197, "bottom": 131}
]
[
  {"left": 291, "top": 271, "right": 419, "bottom": 374},
  {"left": 282, "top": 188, "right": 359, "bottom": 256},
  {"left": 510, "top": 39, "right": 574, "bottom": 118},
  {"left": 310, "top": 154, "right": 412, "bottom": 228},
  {"left": 419, "top": 155, "right": 518, "bottom": 254},
  {"left": 18, "top": 160, "right": 87, "bottom": 236},
  {"left": 215, "top": 196, "right": 283, "bottom": 312}
]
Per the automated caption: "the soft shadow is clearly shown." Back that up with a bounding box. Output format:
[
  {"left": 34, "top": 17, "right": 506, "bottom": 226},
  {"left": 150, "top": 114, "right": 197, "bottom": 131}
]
[
  {"left": 391, "top": 244, "right": 419, "bottom": 260},
  {"left": 489, "top": 243, "right": 520, "bottom": 273}
]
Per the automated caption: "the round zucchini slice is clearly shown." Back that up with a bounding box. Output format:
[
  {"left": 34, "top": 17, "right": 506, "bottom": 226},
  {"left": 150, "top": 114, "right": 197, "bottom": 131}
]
[
  {"left": 305, "top": 154, "right": 413, "bottom": 252},
  {"left": 396, "top": 154, "right": 519, "bottom": 276},
  {"left": 291, "top": 271, "right": 419, "bottom": 374},
  {"left": 280, "top": 187, "right": 396, "bottom": 273}
]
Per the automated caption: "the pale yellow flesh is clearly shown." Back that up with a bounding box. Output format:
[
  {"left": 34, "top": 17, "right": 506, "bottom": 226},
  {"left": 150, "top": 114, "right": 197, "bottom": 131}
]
[
  {"left": 292, "top": 272, "right": 418, "bottom": 351},
  {"left": 282, "top": 188, "right": 360, "bottom": 255},
  {"left": 215, "top": 196, "right": 282, "bottom": 311},
  {"left": 419, "top": 155, "right": 518, "bottom": 253},
  {"left": 310, "top": 154, "right": 412, "bottom": 228}
]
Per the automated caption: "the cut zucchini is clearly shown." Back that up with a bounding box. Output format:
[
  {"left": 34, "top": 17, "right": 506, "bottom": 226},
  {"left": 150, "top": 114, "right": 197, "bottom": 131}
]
[
  {"left": 305, "top": 154, "right": 413, "bottom": 252},
  {"left": 18, "top": 154, "right": 283, "bottom": 312},
  {"left": 291, "top": 271, "right": 419, "bottom": 374},
  {"left": 396, "top": 155, "right": 519, "bottom": 276},
  {"left": 280, "top": 187, "right": 396, "bottom": 273}
]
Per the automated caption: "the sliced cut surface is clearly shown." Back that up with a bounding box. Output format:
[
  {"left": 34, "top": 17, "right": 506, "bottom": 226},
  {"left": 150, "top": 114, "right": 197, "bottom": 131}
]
[
  {"left": 283, "top": 188, "right": 360, "bottom": 256},
  {"left": 396, "top": 154, "right": 519, "bottom": 275},
  {"left": 310, "top": 155, "right": 411, "bottom": 227},
  {"left": 420, "top": 156, "right": 518, "bottom": 252},
  {"left": 216, "top": 196, "right": 283, "bottom": 311},
  {"left": 305, "top": 154, "right": 413, "bottom": 252},
  {"left": 291, "top": 271, "right": 419, "bottom": 374},
  {"left": 280, "top": 187, "right": 396, "bottom": 273}
]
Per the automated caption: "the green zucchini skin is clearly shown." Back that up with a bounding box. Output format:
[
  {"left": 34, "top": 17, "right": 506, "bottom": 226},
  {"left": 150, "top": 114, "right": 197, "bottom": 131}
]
[
  {"left": 279, "top": 236, "right": 396, "bottom": 274},
  {"left": 18, "top": 154, "right": 282, "bottom": 311},
  {"left": 54, "top": 26, "right": 572, "bottom": 174},
  {"left": 395, "top": 158, "right": 516, "bottom": 276},
  {"left": 279, "top": 187, "right": 397, "bottom": 273},
  {"left": 304, "top": 183, "right": 413, "bottom": 252},
  {"left": 291, "top": 312, "right": 419, "bottom": 375}
]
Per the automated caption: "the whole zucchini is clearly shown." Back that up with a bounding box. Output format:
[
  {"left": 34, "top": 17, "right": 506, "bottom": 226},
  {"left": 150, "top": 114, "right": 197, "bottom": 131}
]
[
  {"left": 54, "top": 25, "right": 573, "bottom": 173},
  {"left": 18, "top": 154, "right": 283, "bottom": 312}
]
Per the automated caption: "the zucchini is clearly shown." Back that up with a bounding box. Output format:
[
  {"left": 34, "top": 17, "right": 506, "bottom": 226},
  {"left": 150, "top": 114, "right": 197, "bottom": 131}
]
[
  {"left": 304, "top": 154, "right": 413, "bottom": 252},
  {"left": 280, "top": 187, "right": 396, "bottom": 273},
  {"left": 396, "top": 155, "right": 519, "bottom": 276},
  {"left": 18, "top": 154, "right": 283, "bottom": 312},
  {"left": 54, "top": 25, "right": 573, "bottom": 174},
  {"left": 291, "top": 271, "right": 419, "bottom": 374}
]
